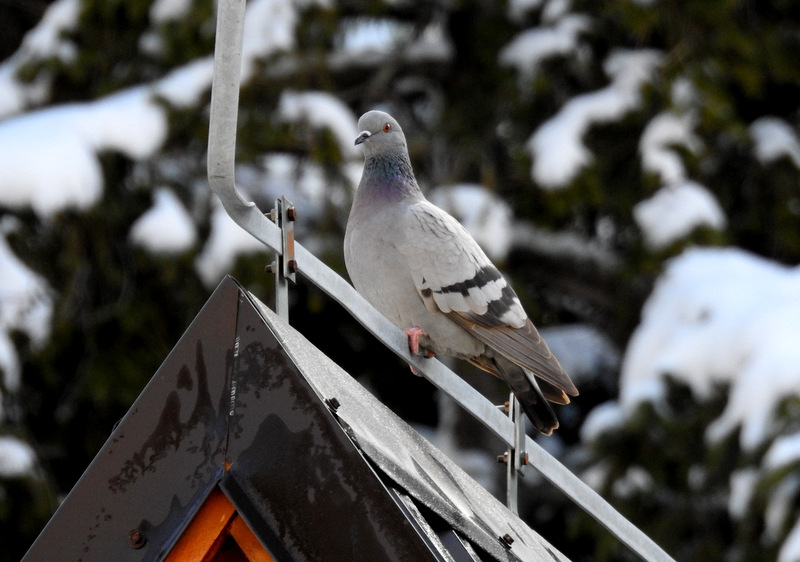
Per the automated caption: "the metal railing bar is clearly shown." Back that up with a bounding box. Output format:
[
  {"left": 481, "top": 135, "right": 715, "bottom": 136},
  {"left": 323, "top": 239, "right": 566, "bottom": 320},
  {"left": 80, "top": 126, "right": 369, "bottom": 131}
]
[{"left": 206, "top": 2, "right": 675, "bottom": 561}]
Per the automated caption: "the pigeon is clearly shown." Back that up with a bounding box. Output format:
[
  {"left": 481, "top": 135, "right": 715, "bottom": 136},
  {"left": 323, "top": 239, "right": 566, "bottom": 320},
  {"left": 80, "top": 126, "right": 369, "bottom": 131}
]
[{"left": 344, "top": 110, "right": 578, "bottom": 435}]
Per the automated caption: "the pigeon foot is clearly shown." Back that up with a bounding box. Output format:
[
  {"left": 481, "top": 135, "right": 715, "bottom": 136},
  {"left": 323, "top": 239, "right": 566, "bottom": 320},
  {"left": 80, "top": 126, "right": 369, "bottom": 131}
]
[{"left": 404, "top": 327, "right": 435, "bottom": 357}]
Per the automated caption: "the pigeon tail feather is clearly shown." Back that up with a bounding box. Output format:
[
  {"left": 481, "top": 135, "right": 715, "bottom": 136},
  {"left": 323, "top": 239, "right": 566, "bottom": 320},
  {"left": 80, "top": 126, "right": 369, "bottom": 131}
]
[{"left": 492, "top": 356, "right": 559, "bottom": 436}]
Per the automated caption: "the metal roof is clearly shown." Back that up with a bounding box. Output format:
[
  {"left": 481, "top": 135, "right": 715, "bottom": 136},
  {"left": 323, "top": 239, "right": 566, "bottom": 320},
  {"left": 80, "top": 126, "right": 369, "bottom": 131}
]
[{"left": 23, "top": 276, "right": 567, "bottom": 562}]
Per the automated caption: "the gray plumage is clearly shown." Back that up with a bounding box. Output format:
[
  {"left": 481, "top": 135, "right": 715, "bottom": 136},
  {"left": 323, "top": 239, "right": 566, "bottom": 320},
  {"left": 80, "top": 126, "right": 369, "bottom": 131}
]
[{"left": 344, "top": 110, "right": 578, "bottom": 435}]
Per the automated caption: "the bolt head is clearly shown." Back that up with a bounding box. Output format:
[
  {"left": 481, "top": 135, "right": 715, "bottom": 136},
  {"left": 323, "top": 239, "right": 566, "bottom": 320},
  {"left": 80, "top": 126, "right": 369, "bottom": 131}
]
[
  {"left": 499, "top": 533, "right": 514, "bottom": 549},
  {"left": 128, "top": 529, "right": 146, "bottom": 549}
]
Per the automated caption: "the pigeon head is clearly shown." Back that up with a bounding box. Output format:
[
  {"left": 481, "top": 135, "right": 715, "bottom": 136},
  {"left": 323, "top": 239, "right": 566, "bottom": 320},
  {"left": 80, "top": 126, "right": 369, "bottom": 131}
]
[{"left": 354, "top": 110, "right": 407, "bottom": 157}]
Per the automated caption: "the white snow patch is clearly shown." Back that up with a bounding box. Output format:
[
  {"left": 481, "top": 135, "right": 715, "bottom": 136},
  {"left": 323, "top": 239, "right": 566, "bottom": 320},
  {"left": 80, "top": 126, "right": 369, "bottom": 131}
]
[
  {"left": 507, "top": 0, "right": 545, "bottom": 21},
  {"left": 639, "top": 111, "right": 702, "bottom": 184},
  {"left": 0, "top": 0, "right": 80, "bottom": 117},
  {"left": 0, "top": 436, "right": 37, "bottom": 477},
  {"left": 195, "top": 202, "right": 266, "bottom": 287},
  {"left": 240, "top": 0, "right": 330, "bottom": 80},
  {"left": 130, "top": 188, "right": 197, "bottom": 254},
  {"left": 620, "top": 246, "right": 800, "bottom": 450},
  {"left": 500, "top": 15, "right": 590, "bottom": 79},
  {"left": 750, "top": 117, "right": 800, "bottom": 169},
  {"left": 540, "top": 324, "right": 620, "bottom": 382},
  {"left": 404, "top": 21, "right": 453, "bottom": 63},
  {"left": 581, "top": 401, "right": 625, "bottom": 443},
  {"left": 0, "top": 87, "right": 167, "bottom": 218},
  {"left": 728, "top": 469, "right": 758, "bottom": 518},
  {"left": 528, "top": 49, "right": 663, "bottom": 189},
  {"left": 277, "top": 90, "right": 359, "bottom": 159},
  {"left": 149, "top": 0, "right": 193, "bottom": 23},
  {"left": 335, "top": 18, "right": 451, "bottom": 65},
  {"left": 612, "top": 465, "right": 654, "bottom": 498},
  {"left": 0, "top": 219, "right": 53, "bottom": 393},
  {"left": 429, "top": 184, "right": 513, "bottom": 261},
  {"left": 542, "top": 0, "right": 574, "bottom": 22},
  {"left": 338, "top": 19, "right": 399, "bottom": 55},
  {"left": 153, "top": 58, "right": 215, "bottom": 108},
  {"left": 765, "top": 434, "right": 800, "bottom": 471},
  {"left": 779, "top": 516, "right": 800, "bottom": 562},
  {"left": 582, "top": 460, "right": 611, "bottom": 492},
  {"left": 633, "top": 181, "right": 726, "bottom": 250},
  {"left": 768, "top": 477, "right": 800, "bottom": 544},
  {"left": 235, "top": 153, "right": 331, "bottom": 218},
  {"left": 18, "top": 0, "right": 80, "bottom": 60}
]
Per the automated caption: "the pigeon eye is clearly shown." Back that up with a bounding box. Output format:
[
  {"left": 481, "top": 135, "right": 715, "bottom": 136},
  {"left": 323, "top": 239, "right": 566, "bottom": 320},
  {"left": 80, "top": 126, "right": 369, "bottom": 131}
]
[{"left": 383, "top": 123, "right": 391, "bottom": 133}]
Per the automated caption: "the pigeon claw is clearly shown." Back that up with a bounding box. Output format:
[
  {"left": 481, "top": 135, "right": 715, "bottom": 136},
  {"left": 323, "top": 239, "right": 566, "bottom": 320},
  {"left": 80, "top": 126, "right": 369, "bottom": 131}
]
[{"left": 404, "top": 327, "right": 435, "bottom": 357}]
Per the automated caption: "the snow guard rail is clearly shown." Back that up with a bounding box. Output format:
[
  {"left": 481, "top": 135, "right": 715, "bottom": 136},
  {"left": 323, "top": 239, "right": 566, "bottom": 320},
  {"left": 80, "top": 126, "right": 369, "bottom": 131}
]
[{"left": 207, "top": 2, "right": 674, "bottom": 561}]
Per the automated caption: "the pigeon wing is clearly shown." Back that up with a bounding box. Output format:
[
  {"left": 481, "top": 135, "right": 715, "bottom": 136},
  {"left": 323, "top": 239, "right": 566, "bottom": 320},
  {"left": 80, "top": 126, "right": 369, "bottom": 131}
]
[{"left": 399, "top": 200, "right": 578, "bottom": 397}]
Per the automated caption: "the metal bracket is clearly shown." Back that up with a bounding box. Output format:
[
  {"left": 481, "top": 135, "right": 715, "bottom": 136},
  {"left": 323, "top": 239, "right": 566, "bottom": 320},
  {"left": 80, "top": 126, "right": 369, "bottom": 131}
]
[
  {"left": 498, "top": 394, "right": 527, "bottom": 514},
  {"left": 266, "top": 196, "right": 296, "bottom": 319}
]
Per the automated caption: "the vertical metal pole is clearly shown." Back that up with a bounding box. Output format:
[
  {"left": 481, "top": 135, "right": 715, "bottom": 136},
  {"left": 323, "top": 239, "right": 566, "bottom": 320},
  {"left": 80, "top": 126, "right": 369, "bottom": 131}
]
[
  {"left": 207, "top": 0, "right": 245, "bottom": 198},
  {"left": 505, "top": 393, "right": 526, "bottom": 514},
  {"left": 269, "top": 196, "right": 296, "bottom": 320}
]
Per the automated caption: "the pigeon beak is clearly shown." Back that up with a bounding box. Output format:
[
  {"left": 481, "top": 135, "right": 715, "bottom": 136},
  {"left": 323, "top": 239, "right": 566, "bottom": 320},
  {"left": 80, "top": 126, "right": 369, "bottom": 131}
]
[{"left": 354, "top": 131, "right": 371, "bottom": 146}]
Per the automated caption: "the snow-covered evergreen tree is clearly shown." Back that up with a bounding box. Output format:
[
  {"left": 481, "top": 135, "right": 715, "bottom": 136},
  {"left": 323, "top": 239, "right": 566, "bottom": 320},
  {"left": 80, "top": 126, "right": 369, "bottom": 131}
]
[{"left": 2, "top": 0, "right": 800, "bottom": 559}]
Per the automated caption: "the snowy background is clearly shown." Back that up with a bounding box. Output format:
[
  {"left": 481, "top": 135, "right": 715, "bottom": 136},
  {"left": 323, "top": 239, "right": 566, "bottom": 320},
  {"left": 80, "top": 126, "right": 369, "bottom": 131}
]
[{"left": 2, "top": 0, "right": 800, "bottom": 560}]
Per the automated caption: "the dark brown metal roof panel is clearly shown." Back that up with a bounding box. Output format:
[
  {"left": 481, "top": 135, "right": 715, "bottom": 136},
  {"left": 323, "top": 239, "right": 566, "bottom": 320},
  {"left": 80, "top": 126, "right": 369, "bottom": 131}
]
[
  {"left": 22, "top": 277, "right": 239, "bottom": 561},
  {"left": 219, "top": 288, "right": 443, "bottom": 562}
]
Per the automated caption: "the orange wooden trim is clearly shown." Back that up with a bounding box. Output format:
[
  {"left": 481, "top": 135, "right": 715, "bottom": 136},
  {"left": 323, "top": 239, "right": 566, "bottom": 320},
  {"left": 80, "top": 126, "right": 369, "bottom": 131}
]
[
  {"left": 165, "top": 488, "right": 236, "bottom": 562},
  {"left": 229, "top": 515, "right": 275, "bottom": 562}
]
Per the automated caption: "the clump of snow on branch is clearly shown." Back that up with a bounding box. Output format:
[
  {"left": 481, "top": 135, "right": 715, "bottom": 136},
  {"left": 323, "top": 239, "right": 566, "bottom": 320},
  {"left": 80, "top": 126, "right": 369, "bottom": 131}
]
[
  {"left": 194, "top": 202, "right": 268, "bottom": 287},
  {"left": 527, "top": 49, "right": 663, "bottom": 189},
  {"left": 633, "top": 182, "right": 726, "bottom": 250},
  {"left": 639, "top": 111, "right": 702, "bottom": 184},
  {"left": 0, "top": 0, "right": 80, "bottom": 117},
  {"left": 277, "top": 90, "right": 360, "bottom": 159},
  {"left": 500, "top": 15, "right": 590, "bottom": 80},
  {"left": 0, "top": 88, "right": 167, "bottom": 218},
  {"left": 130, "top": 188, "right": 197, "bottom": 255},
  {"left": 0, "top": 219, "right": 52, "bottom": 398},
  {"left": 750, "top": 117, "right": 800, "bottom": 169},
  {"left": 617, "top": 247, "right": 800, "bottom": 451},
  {"left": 0, "top": 436, "right": 37, "bottom": 477},
  {"left": 633, "top": 82, "right": 726, "bottom": 249}
]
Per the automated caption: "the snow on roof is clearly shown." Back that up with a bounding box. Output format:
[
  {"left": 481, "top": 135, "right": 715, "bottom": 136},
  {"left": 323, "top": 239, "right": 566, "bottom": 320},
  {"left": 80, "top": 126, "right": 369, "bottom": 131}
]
[
  {"left": 527, "top": 49, "right": 663, "bottom": 189},
  {"left": 633, "top": 181, "right": 726, "bottom": 250},
  {"left": 618, "top": 246, "right": 800, "bottom": 450}
]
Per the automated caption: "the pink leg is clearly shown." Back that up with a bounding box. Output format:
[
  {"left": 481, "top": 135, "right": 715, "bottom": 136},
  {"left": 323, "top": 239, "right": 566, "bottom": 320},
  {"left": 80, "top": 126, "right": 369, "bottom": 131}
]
[
  {"left": 405, "top": 327, "right": 425, "bottom": 355},
  {"left": 404, "top": 327, "right": 435, "bottom": 357}
]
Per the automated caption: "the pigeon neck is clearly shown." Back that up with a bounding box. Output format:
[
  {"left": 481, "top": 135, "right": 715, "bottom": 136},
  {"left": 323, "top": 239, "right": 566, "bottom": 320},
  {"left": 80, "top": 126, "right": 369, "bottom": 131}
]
[{"left": 361, "top": 154, "right": 422, "bottom": 202}]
